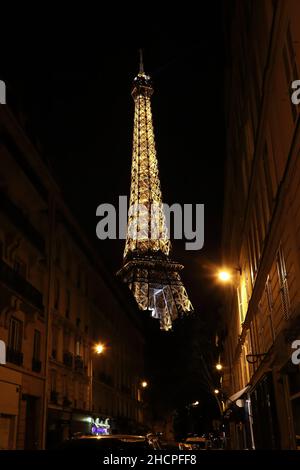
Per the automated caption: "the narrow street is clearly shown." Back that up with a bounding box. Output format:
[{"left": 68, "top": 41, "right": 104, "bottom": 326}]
[{"left": 1, "top": 1, "right": 300, "bottom": 463}]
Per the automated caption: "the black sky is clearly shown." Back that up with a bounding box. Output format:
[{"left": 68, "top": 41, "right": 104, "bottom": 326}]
[
  {"left": 2, "top": 5, "right": 226, "bottom": 324},
  {"left": 0, "top": 1, "right": 225, "bottom": 422}
]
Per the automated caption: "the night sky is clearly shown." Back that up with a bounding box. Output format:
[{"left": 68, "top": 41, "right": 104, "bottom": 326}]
[
  {"left": 1, "top": 5, "right": 226, "bottom": 423},
  {"left": 4, "top": 42, "right": 225, "bottom": 318}
]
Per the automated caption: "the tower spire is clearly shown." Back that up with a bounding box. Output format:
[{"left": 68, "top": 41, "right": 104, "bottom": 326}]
[
  {"left": 117, "top": 58, "right": 193, "bottom": 331},
  {"left": 139, "top": 48, "right": 144, "bottom": 74}
]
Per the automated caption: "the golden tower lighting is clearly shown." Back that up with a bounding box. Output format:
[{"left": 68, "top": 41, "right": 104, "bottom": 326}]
[{"left": 117, "top": 50, "right": 193, "bottom": 331}]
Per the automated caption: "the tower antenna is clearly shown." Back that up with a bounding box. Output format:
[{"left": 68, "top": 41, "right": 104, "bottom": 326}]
[{"left": 139, "top": 48, "right": 144, "bottom": 74}]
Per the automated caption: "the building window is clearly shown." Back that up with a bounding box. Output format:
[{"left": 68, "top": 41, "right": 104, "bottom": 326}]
[
  {"left": 54, "top": 278, "right": 60, "bottom": 309},
  {"left": 265, "top": 276, "right": 276, "bottom": 342},
  {"left": 75, "top": 339, "right": 81, "bottom": 357},
  {"left": 32, "top": 329, "right": 41, "bottom": 372},
  {"left": 50, "top": 370, "right": 57, "bottom": 392},
  {"left": 85, "top": 276, "right": 88, "bottom": 296},
  {"left": 13, "top": 257, "right": 26, "bottom": 278},
  {"left": 66, "top": 289, "right": 71, "bottom": 318},
  {"left": 33, "top": 330, "right": 41, "bottom": 360},
  {"left": 237, "top": 276, "right": 248, "bottom": 325},
  {"left": 7, "top": 317, "right": 23, "bottom": 366},
  {"left": 255, "top": 195, "right": 265, "bottom": 248},
  {"left": 252, "top": 210, "right": 261, "bottom": 266},
  {"left": 55, "top": 240, "right": 61, "bottom": 265},
  {"left": 77, "top": 267, "right": 81, "bottom": 289},
  {"left": 259, "top": 159, "right": 271, "bottom": 236},
  {"left": 248, "top": 226, "right": 258, "bottom": 283},
  {"left": 65, "top": 252, "right": 71, "bottom": 278},
  {"left": 262, "top": 141, "right": 276, "bottom": 210},
  {"left": 52, "top": 325, "right": 58, "bottom": 359},
  {"left": 8, "top": 317, "right": 22, "bottom": 352},
  {"left": 276, "top": 246, "right": 290, "bottom": 320},
  {"left": 63, "top": 331, "right": 70, "bottom": 352},
  {"left": 63, "top": 375, "right": 68, "bottom": 397}
]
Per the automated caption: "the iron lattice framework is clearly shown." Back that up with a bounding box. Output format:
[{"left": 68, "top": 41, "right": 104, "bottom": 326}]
[{"left": 117, "top": 53, "right": 193, "bottom": 330}]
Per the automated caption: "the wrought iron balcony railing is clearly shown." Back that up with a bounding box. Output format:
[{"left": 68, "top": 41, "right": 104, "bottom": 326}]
[
  {"left": 6, "top": 347, "right": 23, "bottom": 366},
  {"left": 98, "top": 372, "right": 114, "bottom": 387},
  {"left": 0, "top": 191, "right": 45, "bottom": 254},
  {"left": 32, "top": 358, "right": 42, "bottom": 372},
  {"left": 74, "top": 355, "right": 84, "bottom": 372},
  {"left": 63, "top": 396, "right": 72, "bottom": 407},
  {"left": 50, "top": 390, "right": 58, "bottom": 404},
  {"left": 63, "top": 351, "right": 73, "bottom": 368},
  {"left": 0, "top": 259, "right": 44, "bottom": 311}
]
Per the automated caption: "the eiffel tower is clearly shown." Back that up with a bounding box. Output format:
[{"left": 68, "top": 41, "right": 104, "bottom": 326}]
[{"left": 117, "top": 51, "right": 193, "bottom": 331}]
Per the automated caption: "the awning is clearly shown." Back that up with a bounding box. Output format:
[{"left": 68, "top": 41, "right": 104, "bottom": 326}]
[{"left": 226, "top": 386, "right": 249, "bottom": 409}]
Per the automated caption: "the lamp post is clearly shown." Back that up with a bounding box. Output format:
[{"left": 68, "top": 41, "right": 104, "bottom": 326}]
[
  {"left": 137, "top": 380, "right": 149, "bottom": 425},
  {"left": 141, "top": 380, "right": 148, "bottom": 389},
  {"left": 217, "top": 266, "right": 242, "bottom": 284},
  {"left": 89, "top": 342, "right": 105, "bottom": 414}
]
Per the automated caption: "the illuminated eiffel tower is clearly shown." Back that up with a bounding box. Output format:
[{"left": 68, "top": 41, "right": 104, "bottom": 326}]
[{"left": 117, "top": 51, "right": 193, "bottom": 330}]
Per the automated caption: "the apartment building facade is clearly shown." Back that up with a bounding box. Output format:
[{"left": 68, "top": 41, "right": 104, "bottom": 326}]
[
  {"left": 222, "top": 0, "right": 300, "bottom": 449},
  {"left": 0, "top": 97, "right": 146, "bottom": 449}
]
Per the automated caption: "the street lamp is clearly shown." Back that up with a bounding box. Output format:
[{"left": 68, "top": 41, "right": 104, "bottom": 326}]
[
  {"left": 214, "top": 389, "right": 220, "bottom": 395},
  {"left": 216, "top": 363, "right": 223, "bottom": 371},
  {"left": 217, "top": 266, "right": 242, "bottom": 284},
  {"left": 141, "top": 380, "right": 148, "bottom": 389},
  {"left": 90, "top": 342, "right": 106, "bottom": 414},
  {"left": 192, "top": 400, "right": 199, "bottom": 406},
  {"left": 218, "top": 270, "right": 231, "bottom": 282},
  {"left": 94, "top": 343, "right": 105, "bottom": 354}
]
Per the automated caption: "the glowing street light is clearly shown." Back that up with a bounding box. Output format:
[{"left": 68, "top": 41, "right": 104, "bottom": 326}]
[
  {"left": 141, "top": 380, "right": 148, "bottom": 389},
  {"left": 192, "top": 401, "right": 199, "bottom": 406},
  {"left": 95, "top": 343, "right": 105, "bottom": 355},
  {"left": 216, "top": 363, "right": 223, "bottom": 371},
  {"left": 218, "top": 270, "right": 231, "bottom": 282},
  {"left": 214, "top": 389, "right": 220, "bottom": 395}
]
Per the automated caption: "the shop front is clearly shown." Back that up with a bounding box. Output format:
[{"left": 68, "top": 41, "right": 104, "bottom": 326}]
[
  {"left": 46, "top": 408, "right": 113, "bottom": 447},
  {"left": 224, "top": 386, "right": 252, "bottom": 449},
  {"left": 283, "top": 361, "right": 300, "bottom": 449},
  {"left": 250, "top": 372, "right": 280, "bottom": 449},
  {"left": 0, "top": 367, "right": 21, "bottom": 450}
]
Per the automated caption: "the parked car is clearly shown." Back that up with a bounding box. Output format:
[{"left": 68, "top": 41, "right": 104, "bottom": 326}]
[
  {"left": 179, "top": 436, "right": 212, "bottom": 450},
  {"left": 58, "top": 433, "right": 161, "bottom": 450}
]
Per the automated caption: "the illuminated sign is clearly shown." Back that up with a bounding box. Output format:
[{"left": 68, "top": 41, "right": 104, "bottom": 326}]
[{"left": 91, "top": 418, "right": 110, "bottom": 435}]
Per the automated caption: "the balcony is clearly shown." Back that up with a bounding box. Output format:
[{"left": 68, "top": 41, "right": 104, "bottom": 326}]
[
  {"left": 6, "top": 347, "right": 23, "bottom": 366},
  {"left": 98, "top": 372, "right": 114, "bottom": 387},
  {"left": 63, "top": 351, "right": 73, "bottom": 368},
  {"left": 50, "top": 390, "right": 58, "bottom": 404},
  {"left": 121, "top": 384, "right": 131, "bottom": 395},
  {"left": 63, "top": 396, "right": 72, "bottom": 408},
  {"left": 74, "top": 355, "right": 84, "bottom": 372},
  {"left": 0, "top": 259, "right": 44, "bottom": 311},
  {"left": 32, "top": 358, "right": 42, "bottom": 373},
  {"left": 0, "top": 191, "right": 45, "bottom": 254}
]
